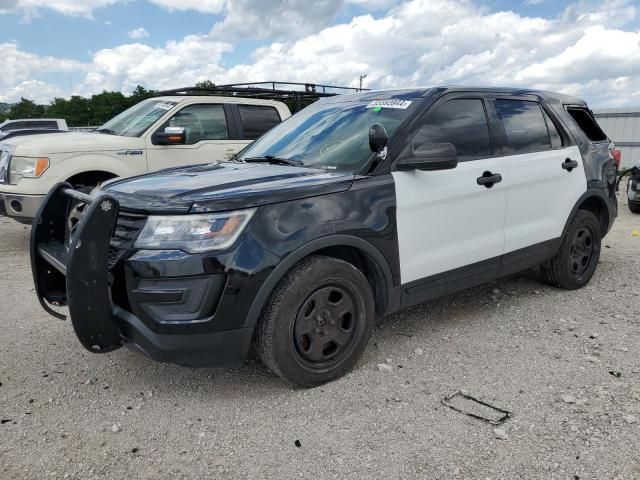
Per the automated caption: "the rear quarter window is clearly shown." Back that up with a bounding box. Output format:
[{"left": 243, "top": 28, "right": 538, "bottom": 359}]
[
  {"left": 566, "top": 107, "right": 608, "bottom": 142},
  {"left": 238, "top": 105, "right": 282, "bottom": 140}
]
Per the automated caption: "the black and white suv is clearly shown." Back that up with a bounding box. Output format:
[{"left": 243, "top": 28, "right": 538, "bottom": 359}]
[{"left": 31, "top": 86, "right": 618, "bottom": 387}]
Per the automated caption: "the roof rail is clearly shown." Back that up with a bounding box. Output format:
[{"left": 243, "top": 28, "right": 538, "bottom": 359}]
[{"left": 156, "top": 81, "right": 369, "bottom": 111}]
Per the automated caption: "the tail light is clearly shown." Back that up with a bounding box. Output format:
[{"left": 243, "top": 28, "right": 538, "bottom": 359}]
[{"left": 612, "top": 149, "right": 621, "bottom": 168}]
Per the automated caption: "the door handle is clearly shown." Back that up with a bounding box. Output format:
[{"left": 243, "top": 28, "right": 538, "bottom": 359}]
[
  {"left": 562, "top": 158, "right": 579, "bottom": 171},
  {"left": 477, "top": 171, "right": 502, "bottom": 188}
]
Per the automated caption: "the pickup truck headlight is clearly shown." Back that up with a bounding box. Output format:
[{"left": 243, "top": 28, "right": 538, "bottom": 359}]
[
  {"left": 134, "top": 209, "right": 256, "bottom": 253},
  {"left": 9, "top": 156, "right": 50, "bottom": 184}
]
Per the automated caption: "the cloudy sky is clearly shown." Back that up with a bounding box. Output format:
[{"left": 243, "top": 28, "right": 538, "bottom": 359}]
[{"left": 0, "top": 0, "right": 639, "bottom": 106}]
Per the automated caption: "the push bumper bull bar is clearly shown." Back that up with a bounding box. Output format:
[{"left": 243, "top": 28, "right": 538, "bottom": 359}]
[{"left": 30, "top": 182, "right": 123, "bottom": 353}]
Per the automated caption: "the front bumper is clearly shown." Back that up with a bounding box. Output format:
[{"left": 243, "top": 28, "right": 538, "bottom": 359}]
[
  {"left": 30, "top": 183, "right": 266, "bottom": 367},
  {"left": 0, "top": 192, "right": 45, "bottom": 223}
]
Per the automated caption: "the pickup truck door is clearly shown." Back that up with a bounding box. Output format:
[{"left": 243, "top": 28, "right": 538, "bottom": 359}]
[{"left": 145, "top": 103, "right": 240, "bottom": 171}]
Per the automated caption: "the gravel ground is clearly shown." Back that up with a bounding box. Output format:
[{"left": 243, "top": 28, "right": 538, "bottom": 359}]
[{"left": 1, "top": 193, "right": 639, "bottom": 480}]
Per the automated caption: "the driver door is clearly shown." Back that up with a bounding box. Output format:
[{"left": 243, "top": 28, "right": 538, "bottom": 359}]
[
  {"left": 146, "top": 103, "right": 239, "bottom": 171},
  {"left": 392, "top": 96, "right": 508, "bottom": 286}
]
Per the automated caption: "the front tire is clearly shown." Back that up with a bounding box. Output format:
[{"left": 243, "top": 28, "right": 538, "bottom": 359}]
[
  {"left": 541, "top": 210, "right": 602, "bottom": 290},
  {"left": 255, "top": 255, "right": 375, "bottom": 387}
]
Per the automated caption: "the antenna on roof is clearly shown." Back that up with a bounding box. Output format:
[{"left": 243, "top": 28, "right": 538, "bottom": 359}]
[{"left": 438, "top": 35, "right": 447, "bottom": 85}]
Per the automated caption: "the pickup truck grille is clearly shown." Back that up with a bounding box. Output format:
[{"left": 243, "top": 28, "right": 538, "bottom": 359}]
[{"left": 108, "top": 211, "right": 147, "bottom": 268}]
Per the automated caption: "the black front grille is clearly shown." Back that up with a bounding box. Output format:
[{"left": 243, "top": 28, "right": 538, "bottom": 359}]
[{"left": 108, "top": 211, "right": 147, "bottom": 268}]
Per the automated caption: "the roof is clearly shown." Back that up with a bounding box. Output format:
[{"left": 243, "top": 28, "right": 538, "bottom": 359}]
[{"left": 320, "top": 86, "right": 587, "bottom": 105}]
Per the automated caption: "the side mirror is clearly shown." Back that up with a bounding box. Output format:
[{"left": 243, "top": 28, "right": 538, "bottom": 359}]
[
  {"left": 369, "top": 123, "right": 389, "bottom": 153},
  {"left": 396, "top": 142, "right": 458, "bottom": 171},
  {"left": 152, "top": 127, "right": 186, "bottom": 145}
]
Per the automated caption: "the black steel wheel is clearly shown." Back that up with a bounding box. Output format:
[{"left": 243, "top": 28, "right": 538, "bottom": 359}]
[
  {"left": 255, "top": 255, "right": 375, "bottom": 387},
  {"left": 541, "top": 210, "right": 601, "bottom": 290},
  {"left": 569, "top": 226, "right": 595, "bottom": 276}
]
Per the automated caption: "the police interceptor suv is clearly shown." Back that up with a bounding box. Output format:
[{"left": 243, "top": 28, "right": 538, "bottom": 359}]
[{"left": 31, "top": 87, "right": 617, "bottom": 387}]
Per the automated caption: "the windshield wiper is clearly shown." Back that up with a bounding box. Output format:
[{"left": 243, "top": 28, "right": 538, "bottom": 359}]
[
  {"left": 95, "top": 128, "right": 116, "bottom": 135},
  {"left": 243, "top": 155, "right": 304, "bottom": 167}
]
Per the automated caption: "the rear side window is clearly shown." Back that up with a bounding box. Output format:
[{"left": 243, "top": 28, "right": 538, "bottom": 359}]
[
  {"left": 566, "top": 107, "right": 607, "bottom": 142},
  {"left": 542, "top": 109, "right": 562, "bottom": 149},
  {"left": 25, "top": 120, "right": 58, "bottom": 129},
  {"left": 414, "top": 98, "right": 492, "bottom": 161},
  {"left": 495, "top": 100, "right": 551, "bottom": 154},
  {"left": 238, "top": 105, "right": 282, "bottom": 140}
]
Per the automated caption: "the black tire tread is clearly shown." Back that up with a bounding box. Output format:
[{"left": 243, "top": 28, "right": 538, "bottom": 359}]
[
  {"left": 629, "top": 201, "right": 640, "bottom": 214},
  {"left": 541, "top": 209, "right": 601, "bottom": 290},
  {"left": 254, "top": 254, "right": 373, "bottom": 386}
]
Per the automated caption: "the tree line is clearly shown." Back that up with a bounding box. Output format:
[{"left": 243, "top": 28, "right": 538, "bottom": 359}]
[{"left": 0, "top": 85, "right": 157, "bottom": 127}]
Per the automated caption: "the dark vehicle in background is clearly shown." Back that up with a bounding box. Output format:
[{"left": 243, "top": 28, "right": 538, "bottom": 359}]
[
  {"left": 0, "top": 118, "right": 68, "bottom": 133},
  {"left": 31, "top": 86, "right": 618, "bottom": 387}
]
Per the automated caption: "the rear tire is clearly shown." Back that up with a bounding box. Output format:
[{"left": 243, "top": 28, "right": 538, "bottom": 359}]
[
  {"left": 255, "top": 255, "right": 375, "bottom": 387},
  {"left": 541, "top": 210, "right": 601, "bottom": 290},
  {"left": 629, "top": 201, "right": 640, "bottom": 214}
]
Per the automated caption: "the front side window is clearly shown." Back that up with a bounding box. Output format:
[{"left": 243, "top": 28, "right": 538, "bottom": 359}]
[
  {"left": 1, "top": 121, "right": 27, "bottom": 132},
  {"left": 238, "top": 98, "right": 418, "bottom": 172},
  {"left": 100, "top": 99, "right": 178, "bottom": 137},
  {"left": 162, "top": 104, "right": 228, "bottom": 144},
  {"left": 495, "top": 100, "right": 551, "bottom": 154},
  {"left": 414, "top": 98, "right": 492, "bottom": 161},
  {"left": 238, "top": 105, "right": 281, "bottom": 140}
]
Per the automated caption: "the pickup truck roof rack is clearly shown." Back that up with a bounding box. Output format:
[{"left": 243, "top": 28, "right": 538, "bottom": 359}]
[{"left": 157, "top": 81, "right": 368, "bottom": 111}]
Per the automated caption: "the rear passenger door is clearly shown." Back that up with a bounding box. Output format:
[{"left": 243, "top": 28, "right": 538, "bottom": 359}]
[
  {"left": 393, "top": 96, "right": 508, "bottom": 285},
  {"left": 146, "top": 103, "right": 239, "bottom": 170},
  {"left": 491, "top": 98, "right": 585, "bottom": 254}
]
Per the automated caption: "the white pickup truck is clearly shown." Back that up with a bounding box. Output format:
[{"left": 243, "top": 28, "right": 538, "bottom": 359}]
[{"left": 0, "top": 95, "right": 290, "bottom": 223}]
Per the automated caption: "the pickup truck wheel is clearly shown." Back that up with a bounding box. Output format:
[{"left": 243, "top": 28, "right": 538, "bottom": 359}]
[
  {"left": 255, "top": 255, "right": 374, "bottom": 387},
  {"left": 65, "top": 185, "right": 94, "bottom": 246},
  {"left": 541, "top": 210, "right": 601, "bottom": 290}
]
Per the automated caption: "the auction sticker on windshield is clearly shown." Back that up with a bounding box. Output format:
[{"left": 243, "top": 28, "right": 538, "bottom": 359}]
[{"left": 366, "top": 100, "right": 412, "bottom": 109}]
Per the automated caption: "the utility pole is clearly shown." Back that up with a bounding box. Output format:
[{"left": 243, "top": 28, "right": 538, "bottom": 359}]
[{"left": 359, "top": 74, "right": 368, "bottom": 91}]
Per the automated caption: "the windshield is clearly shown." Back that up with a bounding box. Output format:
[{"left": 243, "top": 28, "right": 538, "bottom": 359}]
[
  {"left": 238, "top": 98, "right": 419, "bottom": 172},
  {"left": 99, "top": 99, "right": 177, "bottom": 137}
]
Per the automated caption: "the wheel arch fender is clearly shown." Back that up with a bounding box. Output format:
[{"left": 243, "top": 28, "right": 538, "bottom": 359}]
[
  {"left": 243, "top": 235, "right": 395, "bottom": 332},
  {"left": 562, "top": 188, "right": 613, "bottom": 238}
]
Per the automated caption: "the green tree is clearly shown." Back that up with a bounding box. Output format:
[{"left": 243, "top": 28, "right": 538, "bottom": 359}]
[
  {"left": 8, "top": 98, "right": 46, "bottom": 119},
  {"left": 195, "top": 80, "right": 215, "bottom": 89}
]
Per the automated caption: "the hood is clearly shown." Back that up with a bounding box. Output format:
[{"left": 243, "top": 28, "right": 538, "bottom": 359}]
[
  {"left": 104, "top": 161, "right": 355, "bottom": 213},
  {"left": 4, "top": 132, "right": 144, "bottom": 156}
]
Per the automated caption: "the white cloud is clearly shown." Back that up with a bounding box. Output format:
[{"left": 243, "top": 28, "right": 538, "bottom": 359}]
[
  {"left": 3, "top": 0, "right": 640, "bottom": 107},
  {"left": 0, "top": 0, "right": 119, "bottom": 17},
  {"left": 79, "top": 35, "right": 232, "bottom": 94},
  {"left": 128, "top": 27, "right": 150, "bottom": 40}
]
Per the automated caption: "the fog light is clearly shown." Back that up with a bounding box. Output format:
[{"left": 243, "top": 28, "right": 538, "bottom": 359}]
[{"left": 10, "top": 200, "right": 22, "bottom": 213}]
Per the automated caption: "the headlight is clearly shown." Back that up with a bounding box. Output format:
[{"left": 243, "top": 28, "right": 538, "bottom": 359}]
[
  {"left": 9, "top": 156, "right": 50, "bottom": 184},
  {"left": 0, "top": 145, "right": 15, "bottom": 184},
  {"left": 134, "top": 209, "right": 256, "bottom": 253}
]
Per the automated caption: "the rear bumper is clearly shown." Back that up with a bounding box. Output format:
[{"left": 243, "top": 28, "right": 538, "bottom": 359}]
[{"left": 0, "top": 193, "right": 45, "bottom": 223}]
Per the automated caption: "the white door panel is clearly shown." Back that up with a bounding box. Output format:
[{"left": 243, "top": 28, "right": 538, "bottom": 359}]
[
  {"left": 393, "top": 158, "right": 508, "bottom": 284},
  {"left": 146, "top": 140, "right": 240, "bottom": 171},
  {"left": 503, "top": 145, "right": 585, "bottom": 253}
]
